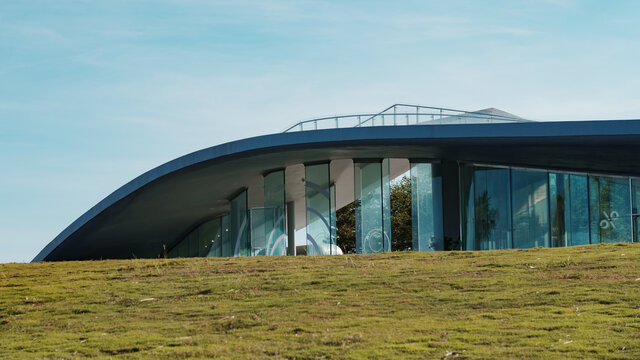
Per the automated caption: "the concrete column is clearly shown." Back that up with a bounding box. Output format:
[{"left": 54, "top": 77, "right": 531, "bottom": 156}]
[{"left": 286, "top": 201, "right": 296, "bottom": 256}]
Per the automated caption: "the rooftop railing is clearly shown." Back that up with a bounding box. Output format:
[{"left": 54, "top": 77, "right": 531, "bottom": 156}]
[{"left": 282, "top": 104, "right": 529, "bottom": 133}]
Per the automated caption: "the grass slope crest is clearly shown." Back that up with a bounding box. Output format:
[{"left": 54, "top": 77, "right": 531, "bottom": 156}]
[{"left": 1, "top": 243, "right": 639, "bottom": 359}]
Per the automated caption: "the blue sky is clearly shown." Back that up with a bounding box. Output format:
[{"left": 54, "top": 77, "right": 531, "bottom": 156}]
[{"left": 2, "top": 0, "right": 640, "bottom": 263}]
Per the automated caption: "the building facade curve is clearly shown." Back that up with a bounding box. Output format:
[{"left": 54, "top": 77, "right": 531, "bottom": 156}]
[{"left": 33, "top": 105, "right": 640, "bottom": 262}]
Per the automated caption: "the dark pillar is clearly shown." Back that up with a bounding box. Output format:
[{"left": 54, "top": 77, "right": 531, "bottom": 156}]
[
  {"left": 286, "top": 201, "right": 296, "bottom": 256},
  {"left": 441, "top": 160, "right": 461, "bottom": 250}
]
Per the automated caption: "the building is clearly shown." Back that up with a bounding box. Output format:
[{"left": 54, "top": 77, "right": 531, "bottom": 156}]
[{"left": 33, "top": 104, "right": 640, "bottom": 262}]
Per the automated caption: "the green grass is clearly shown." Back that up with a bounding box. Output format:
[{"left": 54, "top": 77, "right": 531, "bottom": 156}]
[{"left": 2, "top": 244, "right": 640, "bottom": 359}]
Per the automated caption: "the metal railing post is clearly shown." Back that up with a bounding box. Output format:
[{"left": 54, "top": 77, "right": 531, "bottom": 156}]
[{"left": 393, "top": 105, "right": 397, "bottom": 126}]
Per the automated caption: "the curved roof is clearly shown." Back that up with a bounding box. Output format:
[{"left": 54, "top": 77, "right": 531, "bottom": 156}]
[{"left": 34, "top": 119, "right": 640, "bottom": 262}]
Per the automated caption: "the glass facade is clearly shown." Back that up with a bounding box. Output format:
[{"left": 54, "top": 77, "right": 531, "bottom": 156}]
[
  {"left": 206, "top": 218, "right": 224, "bottom": 257},
  {"left": 410, "top": 162, "right": 443, "bottom": 251},
  {"left": 198, "top": 219, "right": 220, "bottom": 257},
  {"left": 382, "top": 159, "right": 392, "bottom": 252},
  {"left": 330, "top": 183, "right": 337, "bottom": 253},
  {"left": 632, "top": 179, "right": 640, "bottom": 243},
  {"left": 250, "top": 208, "right": 287, "bottom": 256},
  {"left": 354, "top": 161, "right": 391, "bottom": 254},
  {"left": 589, "top": 175, "right": 632, "bottom": 244},
  {"left": 220, "top": 215, "right": 231, "bottom": 257},
  {"left": 230, "top": 190, "right": 250, "bottom": 257},
  {"left": 167, "top": 217, "right": 225, "bottom": 258},
  {"left": 460, "top": 165, "right": 511, "bottom": 250},
  {"left": 549, "top": 173, "right": 589, "bottom": 247},
  {"left": 264, "top": 170, "right": 287, "bottom": 256},
  {"left": 511, "top": 169, "right": 549, "bottom": 249},
  {"left": 305, "top": 163, "right": 334, "bottom": 255},
  {"left": 459, "top": 164, "right": 474, "bottom": 251},
  {"left": 250, "top": 208, "right": 267, "bottom": 256},
  {"left": 168, "top": 161, "right": 639, "bottom": 259},
  {"left": 462, "top": 163, "right": 637, "bottom": 251}
]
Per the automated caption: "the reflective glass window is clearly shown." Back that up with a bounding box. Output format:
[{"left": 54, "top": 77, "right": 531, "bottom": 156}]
[
  {"left": 330, "top": 183, "right": 338, "bottom": 252},
  {"left": 410, "top": 162, "right": 443, "bottom": 251},
  {"left": 511, "top": 169, "right": 549, "bottom": 249},
  {"left": 355, "top": 161, "right": 387, "bottom": 254},
  {"left": 632, "top": 178, "right": 640, "bottom": 242},
  {"left": 221, "top": 215, "right": 232, "bottom": 257},
  {"left": 382, "top": 159, "right": 392, "bottom": 252},
  {"left": 203, "top": 218, "right": 223, "bottom": 257},
  {"left": 305, "top": 163, "right": 333, "bottom": 255},
  {"left": 250, "top": 208, "right": 267, "bottom": 256},
  {"left": 589, "top": 175, "right": 632, "bottom": 243},
  {"left": 230, "top": 191, "right": 250, "bottom": 256},
  {"left": 549, "top": 173, "right": 589, "bottom": 247},
  {"left": 459, "top": 164, "right": 475, "bottom": 250},
  {"left": 264, "top": 170, "right": 287, "bottom": 256},
  {"left": 472, "top": 166, "right": 512, "bottom": 250}
]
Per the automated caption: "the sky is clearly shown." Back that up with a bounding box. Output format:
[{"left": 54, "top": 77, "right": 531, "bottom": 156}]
[{"left": 2, "top": 0, "right": 640, "bottom": 263}]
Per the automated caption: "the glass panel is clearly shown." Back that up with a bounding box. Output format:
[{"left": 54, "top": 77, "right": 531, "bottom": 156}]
[
  {"left": 410, "top": 162, "right": 443, "bottom": 251},
  {"left": 198, "top": 225, "right": 208, "bottom": 257},
  {"left": 264, "top": 171, "right": 287, "bottom": 256},
  {"left": 549, "top": 173, "right": 565, "bottom": 247},
  {"left": 459, "top": 164, "right": 476, "bottom": 250},
  {"left": 221, "top": 215, "right": 232, "bottom": 257},
  {"left": 511, "top": 169, "right": 549, "bottom": 249},
  {"left": 355, "top": 162, "right": 385, "bottom": 254},
  {"left": 568, "top": 175, "right": 590, "bottom": 246},
  {"left": 250, "top": 208, "right": 267, "bottom": 256},
  {"left": 330, "top": 184, "right": 337, "bottom": 253},
  {"left": 382, "top": 158, "right": 392, "bottom": 252},
  {"left": 473, "top": 166, "right": 511, "bottom": 250},
  {"left": 230, "top": 191, "right": 250, "bottom": 256},
  {"left": 632, "top": 178, "right": 640, "bottom": 243},
  {"left": 194, "top": 218, "right": 218, "bottom": 257},
  {"left": 550, "top": 173, "right": 589, "bottom": 247},
  {"left": 589, "top": 175, "right": 632, "bottom": 244},
  {"left": 305, "top": 163, "right": 332, "bottom": 255},
  {"left": 203, "top": 218, "right": 223, "bottom": 257}
]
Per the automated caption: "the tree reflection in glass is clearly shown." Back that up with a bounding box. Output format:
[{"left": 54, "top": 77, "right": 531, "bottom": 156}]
[{"left": 475, "top": 190, "right": 497, "bottom": 247}]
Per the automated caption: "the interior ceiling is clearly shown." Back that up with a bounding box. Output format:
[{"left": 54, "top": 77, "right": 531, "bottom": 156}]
[{"left": 36, "top": 120, "right": 640, "bottom": 261}]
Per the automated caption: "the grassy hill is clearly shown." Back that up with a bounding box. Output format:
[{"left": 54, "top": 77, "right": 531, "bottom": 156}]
[{"left": 1, "top": 244, "right": 640, "bottom": 359}]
